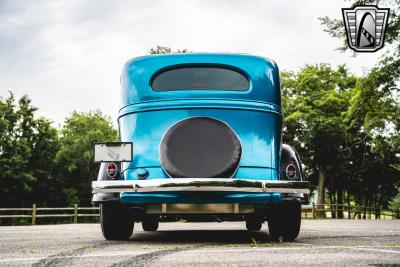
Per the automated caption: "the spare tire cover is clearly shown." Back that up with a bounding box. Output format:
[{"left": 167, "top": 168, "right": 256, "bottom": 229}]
[{"left": 159, "top": 117, "right": 242, "bottom": 178}]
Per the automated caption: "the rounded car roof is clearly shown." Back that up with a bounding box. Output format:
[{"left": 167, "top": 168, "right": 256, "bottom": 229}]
[{"left": 120, "top": 53, "right": 281, "bottom": 109}]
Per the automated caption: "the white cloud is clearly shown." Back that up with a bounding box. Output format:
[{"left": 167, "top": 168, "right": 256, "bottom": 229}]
[{"left": 0, "top": 0, "right": 389, "bottom": 126}]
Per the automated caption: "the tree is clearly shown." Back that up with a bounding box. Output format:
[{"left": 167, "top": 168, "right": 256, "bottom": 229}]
[
  {"left": 0, "top": 93, "right": 59, "bottom": 207},
  {"left": 54, "top": 111, "right": 118, "bottom": 206},
  {"left": 148, "top": 45, "right": 189, "bottom": 54},
  {"left": 320, "top": 0, "right": 400, "bottom": 210},
  {"left": 281, "top": 65, "right": 358, "bottom": 215},
  {"left": 320, "top": 0, "right": 399, "bottom": 139}
]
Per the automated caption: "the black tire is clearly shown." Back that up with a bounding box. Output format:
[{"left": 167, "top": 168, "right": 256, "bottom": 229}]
[
  {"left": 100, "top": 203, "right": 133, "bottom": 240},
  {"left": 142, "top": 215, "right": 159, "bottom": 231},
  {"left": 246, "top": 219, "right": 262, "bottom": 231},
  {"left": 268, "top": 201, "right": 301, "bottom": 241}
]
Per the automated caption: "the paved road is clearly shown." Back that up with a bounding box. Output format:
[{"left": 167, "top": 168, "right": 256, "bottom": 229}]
[{"left": 0, "top": 220, "right": 399, "bottom": 266}]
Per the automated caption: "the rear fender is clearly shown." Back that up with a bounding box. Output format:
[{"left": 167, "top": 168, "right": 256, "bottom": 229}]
[
  {"left": 92, "top": 162, "right": 122, "bottom": 203},
  {"left": 280, "top": 144, "right": 304, "bottom": 181}
]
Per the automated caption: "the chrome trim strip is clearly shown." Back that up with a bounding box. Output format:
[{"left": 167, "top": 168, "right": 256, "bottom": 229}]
[
  {"left": 263, "top": 188, "right": 310, "bottom": 194},
  {"left": 118, "top": 99, "right": 283, "bottom": 119},
  {"left": 92, "top": 178, "right": 310, "bottom": 194}
]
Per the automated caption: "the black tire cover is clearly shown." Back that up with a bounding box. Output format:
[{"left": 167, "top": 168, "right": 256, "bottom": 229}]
[{"left": 159, "top": 117, "right": 242, "bottom": 178}]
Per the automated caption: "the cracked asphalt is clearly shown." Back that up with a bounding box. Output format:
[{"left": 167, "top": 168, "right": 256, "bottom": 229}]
[{"left": 0, "top": 220, "right": 399, "bottom": 266}]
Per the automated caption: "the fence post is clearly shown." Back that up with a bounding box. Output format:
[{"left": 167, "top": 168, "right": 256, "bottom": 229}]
[
  {"left": 32, "top": 204, "right": 36, "bottom": 225},
  {"left": 73, "top": 204, "right": 78, "bottom": 224},
  {"left": 347, "top": 205, "right": 351, "bottom": 219},
  {"left": 312, "top": 202, "right": 316, "bottom": 219}
]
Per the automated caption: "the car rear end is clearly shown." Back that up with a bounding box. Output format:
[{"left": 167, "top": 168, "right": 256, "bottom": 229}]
[{"left": 92, "top": 53, "right": 309, "bottom": 240}]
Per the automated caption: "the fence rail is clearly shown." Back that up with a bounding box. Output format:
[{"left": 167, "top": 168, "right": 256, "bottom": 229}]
[
  {"left": 307, "top": 203, "right": 400, "bottom": 220},
  {"left": 0, "top": 204, "right": 100, "bottom": 225},
  {"left": 0, "top": 203, "right": 398, "bottom": 225}
]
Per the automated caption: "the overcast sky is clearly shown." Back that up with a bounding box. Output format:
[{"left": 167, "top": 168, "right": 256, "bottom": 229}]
[{"left": 0, "top": 0, "right": 389, "bottom": 126}]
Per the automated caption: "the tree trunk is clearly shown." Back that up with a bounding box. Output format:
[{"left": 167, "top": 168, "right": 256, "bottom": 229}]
[
  {"left": 317, "top": 168, "right": 326, "bottom": 218},
  {"left": 346, "top": 191, "right": 351, "bottom": 219},
  {"left": 337, "top": 187, "right": 344, "bottom": 219},
  {"left": 330, "top": 191, "right": 336, "bottom": 218},
  {"left": 363, "top": 199, "right": 368, "bottom": 219}
]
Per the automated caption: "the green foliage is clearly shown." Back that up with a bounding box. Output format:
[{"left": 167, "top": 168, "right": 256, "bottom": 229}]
[
  {"left": 389, "top": 188, "right": 400, "bottom": 211},
  {"left": 282, "top": 65, "right": 358, "bottom": 205},
  {"left": 0, "top": 94, "right": 118, "bottom": 207},
  {"left": 54, "top": 111, "right": 118, "bottom": 206},
  {"left": 0, "top": 93, "right": 59, "bottom": 207},
  {"left": 148, "top": 45, "right": 190, "bottom": 54},
  {"left": 317, "top": 0, "right": 400, "bottom": 209},
  {"left": 282, "top": 64, "right": 357, "bottom": 168},
  {"left": 320, "top": 0, "right": 400, "bottom": 144},
  {"left": 282, "top": 63, "right": 400, "bottom": 209}
]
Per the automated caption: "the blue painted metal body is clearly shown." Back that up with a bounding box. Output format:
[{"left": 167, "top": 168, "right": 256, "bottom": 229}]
[{"left": 117, "top": 53, "right": 282, "bottom": 204}]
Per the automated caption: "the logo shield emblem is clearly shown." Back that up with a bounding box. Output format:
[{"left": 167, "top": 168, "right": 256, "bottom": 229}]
[{"left": 342, "top": 5, "right": 390, "bottom": 52}]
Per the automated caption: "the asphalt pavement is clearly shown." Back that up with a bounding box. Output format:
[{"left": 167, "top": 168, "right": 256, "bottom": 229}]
[{"left": 0, "top": 220, "right": 399, "bottom": 266}]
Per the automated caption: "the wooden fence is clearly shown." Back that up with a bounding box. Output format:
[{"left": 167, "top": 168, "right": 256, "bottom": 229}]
[
  {"left": 0, "top": 203, "right": 398, "bottom": 225},
  {"left": 304, "top": 203, "right": 400, "bottom": 220},
  {"left": 0, "top": 204, "right": 99, "bottom": 225}
]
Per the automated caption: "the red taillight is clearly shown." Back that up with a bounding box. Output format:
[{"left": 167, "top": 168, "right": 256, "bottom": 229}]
[
  {"left": 107, "top": 162, "right": 118, "bottom": 178},
  {"left": 285, "top": 164, "right": 297, "bottom": 179}
]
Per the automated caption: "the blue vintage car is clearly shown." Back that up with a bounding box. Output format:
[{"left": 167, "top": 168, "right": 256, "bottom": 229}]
[{"left": 92, "top": 53, "right": 309, "bottom": 241}]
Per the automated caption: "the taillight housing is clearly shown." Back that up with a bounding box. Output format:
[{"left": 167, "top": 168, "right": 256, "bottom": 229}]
[
  {"left": 106, "top": 162, "right": 118, "bottom": 178},
  {"left": 285, "top": 164, "right": 297, "bottom": 180}
]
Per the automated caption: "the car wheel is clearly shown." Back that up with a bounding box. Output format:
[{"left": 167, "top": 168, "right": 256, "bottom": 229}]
[
  {"left": 245, "top": 218, "right": 262, "bottom": 231},
  {"left": 100, "top": 203, "right": 133, "bottom": 240},
  {"left": 268, "top": 201, "right": 301, "bottom": 241},
  {"left": 142, "top": 215, "right": 159, "bottom": 231}
]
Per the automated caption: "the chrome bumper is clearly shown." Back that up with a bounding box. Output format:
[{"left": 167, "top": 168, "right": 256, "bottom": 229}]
[{"left": 92, "top": 178, "right": 310, "bottom": 194}]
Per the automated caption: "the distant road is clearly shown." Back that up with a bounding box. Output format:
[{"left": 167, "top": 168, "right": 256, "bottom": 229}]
[{"left": 0, "top": 220, "right": 399, "bottom": 266}]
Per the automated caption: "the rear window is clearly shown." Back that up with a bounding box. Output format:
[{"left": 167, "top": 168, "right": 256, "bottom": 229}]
[{"left": 151, "top": 66, "right": 249, "bottom": 91}]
